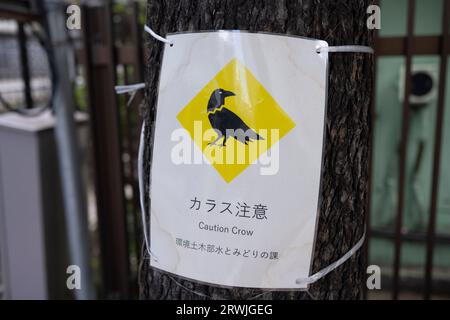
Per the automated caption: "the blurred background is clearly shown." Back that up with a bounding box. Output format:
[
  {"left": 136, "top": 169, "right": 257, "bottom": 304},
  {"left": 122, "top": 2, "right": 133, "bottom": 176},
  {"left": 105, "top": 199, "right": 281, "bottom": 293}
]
[
  {"left": 0, "top": 0, "right": 448, "bottom": 299},
  {"left": 369, "top": 0, "right": 450, "bottom": 299}
]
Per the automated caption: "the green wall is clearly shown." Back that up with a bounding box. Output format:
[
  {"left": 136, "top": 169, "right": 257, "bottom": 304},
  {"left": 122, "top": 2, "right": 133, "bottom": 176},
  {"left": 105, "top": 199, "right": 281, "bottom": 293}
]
[{"left": 370, "top": 0, "right": 450, "bottom": 269}]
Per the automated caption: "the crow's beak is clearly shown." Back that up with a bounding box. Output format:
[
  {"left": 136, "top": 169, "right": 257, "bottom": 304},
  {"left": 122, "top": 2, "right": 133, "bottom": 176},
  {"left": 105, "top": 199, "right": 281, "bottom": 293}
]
[{"left": 223, "top": 90, "right": 236, "bottom": 97}]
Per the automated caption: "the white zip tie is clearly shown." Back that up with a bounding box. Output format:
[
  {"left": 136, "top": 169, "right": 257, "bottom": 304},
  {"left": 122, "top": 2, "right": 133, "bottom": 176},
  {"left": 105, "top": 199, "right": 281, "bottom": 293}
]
[
  {"left": 144, "top": 25, "right": 173, "bottom": 46},
  {"left": 137, "top": 124, "right": 364, "bottom": 293},
  {"left": 295, "top": 230, "right": 366, "bottom": 286},
  {"left": 115, "top": 83, "right": 145, "bottom": 94},
  {"left": 138, "top": 116, "right": 365, "bottom": 288},
  {"left": 317, "top": 45, "right": 374, "bottom": 54},
  {"left": 143, "top": 28, "right": 373, "bottom": 54},
  {"left": 138, "top": 122, "right": 159, "bottom": 262},
  {"left": 115, "top": 83, "right": 145, "bottom": 107}
]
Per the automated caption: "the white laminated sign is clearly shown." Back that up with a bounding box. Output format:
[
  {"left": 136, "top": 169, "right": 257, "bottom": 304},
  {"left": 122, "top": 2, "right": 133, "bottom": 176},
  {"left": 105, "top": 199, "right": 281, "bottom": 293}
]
[{"left": 149, "top": 31, "right": 328, "bottom": 289}]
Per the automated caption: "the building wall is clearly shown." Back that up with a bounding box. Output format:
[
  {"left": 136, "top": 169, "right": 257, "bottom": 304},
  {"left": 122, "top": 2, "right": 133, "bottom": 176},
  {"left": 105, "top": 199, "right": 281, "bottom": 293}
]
[{"left": 370, "top": 0, "right": 450, "bottom": 269}]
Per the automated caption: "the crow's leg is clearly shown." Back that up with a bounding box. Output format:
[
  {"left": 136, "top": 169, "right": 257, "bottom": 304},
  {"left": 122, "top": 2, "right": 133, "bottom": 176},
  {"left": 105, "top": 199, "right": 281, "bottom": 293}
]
[{"left": 222, "top": 135, "right": 229, "bottom": 147}]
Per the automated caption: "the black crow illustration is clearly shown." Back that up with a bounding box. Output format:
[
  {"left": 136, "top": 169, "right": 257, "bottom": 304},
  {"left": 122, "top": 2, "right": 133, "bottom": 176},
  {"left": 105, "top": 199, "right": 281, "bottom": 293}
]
[{"left": 207, "top": 88, "right": 264, "bottom": 146}]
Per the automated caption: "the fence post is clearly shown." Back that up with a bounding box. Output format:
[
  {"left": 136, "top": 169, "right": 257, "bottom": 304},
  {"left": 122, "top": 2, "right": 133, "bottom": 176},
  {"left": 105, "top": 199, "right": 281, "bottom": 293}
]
[
  {"left": 81, "top": 4, "right": 130, "bottom": 299},
  {"left": 43, "top": 0, "right": 94, "bottom": 300}
]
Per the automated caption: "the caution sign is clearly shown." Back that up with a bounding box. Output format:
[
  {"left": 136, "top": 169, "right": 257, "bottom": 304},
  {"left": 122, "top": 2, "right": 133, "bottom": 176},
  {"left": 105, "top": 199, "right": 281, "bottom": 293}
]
[
  {"left": 177, "top": 58, "right": 296, "bottom": 182},
  {"left": 149, "top": 31, "right": 328, "bottom": 289}
]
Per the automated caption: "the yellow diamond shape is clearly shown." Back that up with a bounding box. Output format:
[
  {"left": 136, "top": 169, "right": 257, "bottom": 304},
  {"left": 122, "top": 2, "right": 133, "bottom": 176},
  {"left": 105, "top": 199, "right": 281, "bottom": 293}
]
[{"left": 177, "top": 58, "right": 295, "bottom": 183}]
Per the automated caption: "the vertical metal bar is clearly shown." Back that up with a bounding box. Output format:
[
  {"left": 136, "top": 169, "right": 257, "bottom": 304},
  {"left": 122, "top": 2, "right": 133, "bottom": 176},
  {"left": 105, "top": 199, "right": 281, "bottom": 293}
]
[
  {"left": 124, "top": 2, "right": 141, "bottom": 219},
  {"left": 364, "top": 0, "right": 380, "bottom": 301},
  {"left": 122, "top": 65, "right": 140, "bottom": 239},
  {"left": 128, "top": 3, "right": 145, "bottom": 296},
  {"left": 130, "top": 0, "right": 144, "bottom": 242},
  {"left": 104, "top": 1, "right": 131, "bottom": 298},
  {"left": 81, "top": 4, "right": 130, "bottom": 299},
  {"left": 130, "top": 0, "right": 144, "bottom": 126},
  {"left": 392, "top": 0, "right": 415, "bottom": 300},
  {"left": 122, "top": 65, "right": 140, "bottom": 297},
  {"left": 43, "top": 0, "right": 94, "bottom": 300},
  {"left": 424, "top": 0, "right": 450, "bottom": 300},
  {"left": 17, "top": 21, "right": 33, "bottom": 109}
]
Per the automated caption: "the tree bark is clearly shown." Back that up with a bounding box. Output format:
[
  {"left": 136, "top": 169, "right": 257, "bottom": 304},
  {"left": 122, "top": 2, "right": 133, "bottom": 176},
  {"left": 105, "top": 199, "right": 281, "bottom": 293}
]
[{"left": 140, "top": 0, "right": 373, "bottom": 300}]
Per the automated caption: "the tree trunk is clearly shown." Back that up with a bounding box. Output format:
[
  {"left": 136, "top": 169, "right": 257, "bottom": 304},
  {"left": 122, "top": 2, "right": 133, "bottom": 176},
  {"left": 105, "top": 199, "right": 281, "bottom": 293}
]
[{"left": 140, "top": 0, "right": 373, "bottom": 300}]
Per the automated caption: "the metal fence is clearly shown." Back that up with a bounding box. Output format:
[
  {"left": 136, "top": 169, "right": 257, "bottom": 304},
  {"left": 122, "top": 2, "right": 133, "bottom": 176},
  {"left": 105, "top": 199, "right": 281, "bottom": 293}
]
[
  {"left": 0, "top": 0, "right": 145, "bottom": 299},
  {"left": 76, "top": 2, "right": 145, "bottom": 298},
  {"left": 367, "top": 0, "right": 450, "bottom": 299}
]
